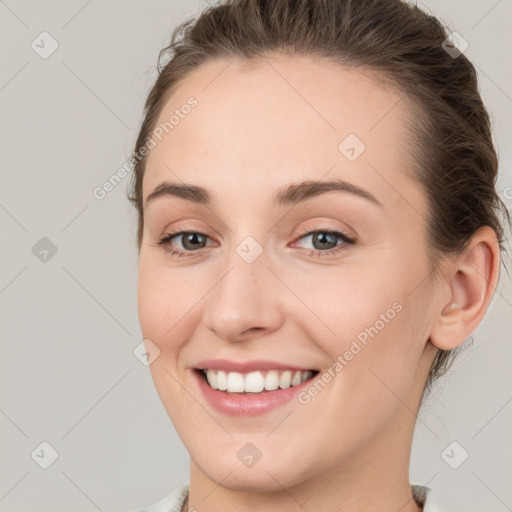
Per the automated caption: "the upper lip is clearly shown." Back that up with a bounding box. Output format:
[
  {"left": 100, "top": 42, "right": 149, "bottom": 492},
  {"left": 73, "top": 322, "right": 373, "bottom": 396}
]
[{"left": 194, "top": 359, "right": 317, "bottom": 373}]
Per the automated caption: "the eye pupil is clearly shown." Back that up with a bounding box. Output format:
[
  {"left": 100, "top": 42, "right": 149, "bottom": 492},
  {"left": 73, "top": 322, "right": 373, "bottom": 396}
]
[
  {"left": 313, "top": 232, "right": 337, "bottom": 250},
  {"left": 183, "top": 232, "right": 205, "bottom": 250}
]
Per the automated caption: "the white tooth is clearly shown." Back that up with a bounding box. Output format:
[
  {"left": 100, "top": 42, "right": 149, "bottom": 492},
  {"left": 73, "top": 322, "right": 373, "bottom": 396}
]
[
  {"left": 205, "top": 368, "right": 314, "bottom": 393},
  {"left": 279, "top": 370, "right": 292, "bottom": 389},
  {"left": 291, "top": 371, "right": 302, "bottom": 386},
  {"left": 264, "top": 370, "right": 279, "bottom": 391},
  {"left": 244, "top": 371, "right": 265, "bottom": 392},
  {"left": 217, "top": 370, "right": 227, "bottom": 390},
  {"left": 300, "top": 371, "right": 311, "bottom": 383},
  {"left": 227, "top": 371, "right": 245, "bottom": 392},
  {"left": 206, "top": 369, "right": 218, "bottom": 389}
]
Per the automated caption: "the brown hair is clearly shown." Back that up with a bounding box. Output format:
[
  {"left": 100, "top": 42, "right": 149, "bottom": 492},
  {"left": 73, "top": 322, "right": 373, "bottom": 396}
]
[{"left": 128, "top": 0, "right": 510, "bottom": 398}]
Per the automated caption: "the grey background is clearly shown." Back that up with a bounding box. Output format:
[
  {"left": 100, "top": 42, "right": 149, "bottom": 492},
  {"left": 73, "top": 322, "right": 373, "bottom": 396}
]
[{"left": 0, "top": 1, "right": 511, "bottom": 511}]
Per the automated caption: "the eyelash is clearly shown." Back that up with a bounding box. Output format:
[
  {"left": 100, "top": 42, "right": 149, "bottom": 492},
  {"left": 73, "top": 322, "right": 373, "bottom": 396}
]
[{"left": 156, "top": 225, "right": 355, "bottom": 259}]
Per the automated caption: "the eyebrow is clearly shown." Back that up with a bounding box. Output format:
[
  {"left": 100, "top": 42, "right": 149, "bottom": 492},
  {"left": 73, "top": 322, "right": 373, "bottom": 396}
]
[{"left": 144, "top": 178, "right": 383, "bottom": 209}]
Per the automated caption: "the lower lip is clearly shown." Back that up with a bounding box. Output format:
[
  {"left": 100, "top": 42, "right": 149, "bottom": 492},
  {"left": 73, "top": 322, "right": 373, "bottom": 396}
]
[{"left": 192, "top": 369, "right": 317, "bottom": 416}]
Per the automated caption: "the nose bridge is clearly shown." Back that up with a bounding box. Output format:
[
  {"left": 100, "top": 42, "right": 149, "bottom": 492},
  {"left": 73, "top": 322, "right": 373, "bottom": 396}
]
[
  {"left": 201, "top": 229, "right": 282, "bottom": 340},
  {"left": 220, "top": 221, "right": 271, "bottom": 289}
]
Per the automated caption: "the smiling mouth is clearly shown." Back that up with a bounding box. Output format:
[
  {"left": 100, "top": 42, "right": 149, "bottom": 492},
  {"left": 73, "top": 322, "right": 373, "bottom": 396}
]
[{"left": 196, "top": 368, "right": 320, "bottom": 395}]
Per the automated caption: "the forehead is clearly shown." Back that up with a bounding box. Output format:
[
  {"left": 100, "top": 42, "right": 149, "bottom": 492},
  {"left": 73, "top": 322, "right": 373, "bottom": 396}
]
[{"left": 143, "top": 55, "right": 422, "bottom": 211}]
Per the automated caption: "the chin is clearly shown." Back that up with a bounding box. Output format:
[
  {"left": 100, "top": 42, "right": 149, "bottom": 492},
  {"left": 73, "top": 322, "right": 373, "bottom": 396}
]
[{"left": 197, "top": 456, "right": 310, "bottom": 493}]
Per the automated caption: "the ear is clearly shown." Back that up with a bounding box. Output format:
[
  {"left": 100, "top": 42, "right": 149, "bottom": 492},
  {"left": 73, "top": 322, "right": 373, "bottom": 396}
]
[{"left": 429, "top": 226, "right": 501, "bottom": 351}]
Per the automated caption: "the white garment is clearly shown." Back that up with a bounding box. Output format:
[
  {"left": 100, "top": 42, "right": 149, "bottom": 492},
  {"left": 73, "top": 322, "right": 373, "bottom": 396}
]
[{"left": 129, "top": 483, "right": 441, "bottom": 511}]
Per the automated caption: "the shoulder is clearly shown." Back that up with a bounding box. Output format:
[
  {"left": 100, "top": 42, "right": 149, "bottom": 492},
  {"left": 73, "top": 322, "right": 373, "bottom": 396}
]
[
  {"left": 128, "top": 484, "right": 189, "bottom": 512},
  {"left": 412, "top": 484, "right": 442, "bottom": 512}
]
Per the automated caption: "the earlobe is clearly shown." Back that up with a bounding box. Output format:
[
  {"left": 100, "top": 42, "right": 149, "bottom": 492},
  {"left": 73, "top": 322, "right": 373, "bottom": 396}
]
[{"left": 429, "top": 227, "right": 500, "bottom": 351}]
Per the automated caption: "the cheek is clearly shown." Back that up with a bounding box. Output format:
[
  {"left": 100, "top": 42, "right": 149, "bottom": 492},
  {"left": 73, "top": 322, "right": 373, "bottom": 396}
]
[
  {"left": 136, "top": 257, "right": 192, "bottom": 346},
  {"left": 137, "top": 262, "right": 165, "bottom": 339},
  {"left": 293, "top": 261, "right": 425, "bottom": 396},
  {"left": 289, "top": 263, "right": 405, "bottom": 345}
]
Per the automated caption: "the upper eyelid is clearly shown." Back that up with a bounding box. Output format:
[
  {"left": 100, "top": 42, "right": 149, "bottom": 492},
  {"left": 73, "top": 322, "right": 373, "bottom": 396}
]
[
  {"left": 293, "top": 225, "right": 355, "bottom": 244},
  {"left": 164, "top": 226, "right": 350, "bottom": 238},
  {"left": 295, "top": 225, "right": 352, "bottom": 237}
]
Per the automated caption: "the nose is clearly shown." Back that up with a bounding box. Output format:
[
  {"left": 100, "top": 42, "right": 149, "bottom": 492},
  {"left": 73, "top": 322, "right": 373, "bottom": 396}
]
[{"left": 201, "top": 238, "right": 284, "bottom": 343}]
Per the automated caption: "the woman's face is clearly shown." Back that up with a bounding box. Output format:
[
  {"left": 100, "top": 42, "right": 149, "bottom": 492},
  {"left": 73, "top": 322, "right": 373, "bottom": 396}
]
[{"left": 137, "top": 55, "right": 440, "bottom": 492}]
